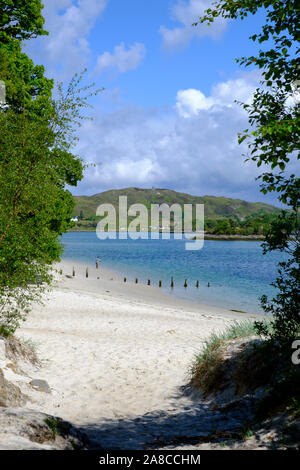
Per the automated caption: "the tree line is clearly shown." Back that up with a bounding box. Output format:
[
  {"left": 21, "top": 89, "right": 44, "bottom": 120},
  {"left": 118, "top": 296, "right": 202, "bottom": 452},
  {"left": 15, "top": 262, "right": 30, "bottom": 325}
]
[
  {"left": 0, "top": 1, "right": 99, "bottom": 334},
  {"left": 195, "top": 0, "right": 299, "bottom": 348}
]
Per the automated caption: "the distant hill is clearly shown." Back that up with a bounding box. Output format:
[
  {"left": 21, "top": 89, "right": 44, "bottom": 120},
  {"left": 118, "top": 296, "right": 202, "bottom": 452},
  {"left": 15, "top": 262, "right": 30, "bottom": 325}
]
[{"left": 73, "top": 187, "right": 281, "bottom": 221}]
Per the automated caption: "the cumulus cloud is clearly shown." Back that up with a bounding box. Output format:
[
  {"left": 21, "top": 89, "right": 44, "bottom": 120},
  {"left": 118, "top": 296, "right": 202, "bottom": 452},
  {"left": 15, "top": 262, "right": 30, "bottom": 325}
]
[
  {"left": 176, "top": 89, "right": 214, "bottom": 116},
  {"left": 26, "top": 0, "right": 108, "bottom": 79},
  {"left": 95, "top": 42, "right": 146, "bottom": 76},
  {"left": 69, "top": 73, "right": 291, "bottom": 205},
  {"left": 160, "top": 0, "right": 227, "bottom": 50},
  {"left": 176, "top": 77, "right": 257, "bottom": 117}
]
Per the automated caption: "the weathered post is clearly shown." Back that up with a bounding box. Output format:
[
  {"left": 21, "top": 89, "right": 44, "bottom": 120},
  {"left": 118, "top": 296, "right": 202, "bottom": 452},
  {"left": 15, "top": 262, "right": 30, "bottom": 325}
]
[
  {"left": 159, "top": 280, "right": 162, "bottom": 287},
  {"left": 124, "top": 277, "right": 127, "bottom": 283},
  {"left": 135, "top": 278, "right": 138, "bottom": 284},
  {"left": 86, "top": 267, "right": 88, "bottom": 278},
  {"left": 72, "top": 267, "right": 75, "bottom": 277},
  {"left": 196, "top": 280, "right": 199, "bottom": 288},
  {"left": 147, "top": 279, "right": 151, "bottom": 286},
  {"left": 184, "top": 279, "right": 188, "bottom": 288},
  {"left": 171, "top": 277, "right": 174, "bottom": 289}
]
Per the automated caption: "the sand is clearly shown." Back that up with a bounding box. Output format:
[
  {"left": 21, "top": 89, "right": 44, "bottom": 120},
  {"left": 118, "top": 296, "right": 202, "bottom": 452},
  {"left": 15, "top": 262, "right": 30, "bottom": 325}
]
[{"left": 10, "top": 260, "right": 260, "bottom": 448}]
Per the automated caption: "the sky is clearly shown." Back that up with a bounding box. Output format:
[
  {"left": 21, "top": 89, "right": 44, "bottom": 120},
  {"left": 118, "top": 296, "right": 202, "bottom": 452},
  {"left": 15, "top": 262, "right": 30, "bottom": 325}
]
[{"left": 24, "top": 0, "right": 291, "bottom": 205}]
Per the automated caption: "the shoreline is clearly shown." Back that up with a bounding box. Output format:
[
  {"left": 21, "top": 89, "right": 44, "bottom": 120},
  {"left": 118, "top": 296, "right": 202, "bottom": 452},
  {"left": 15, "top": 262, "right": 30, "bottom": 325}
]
[
  {"left": 67, "top": 229, "right": 266, "bottom": 241},
  {"left": 57, "top": 259, "right": 262, "bottom": 318}
]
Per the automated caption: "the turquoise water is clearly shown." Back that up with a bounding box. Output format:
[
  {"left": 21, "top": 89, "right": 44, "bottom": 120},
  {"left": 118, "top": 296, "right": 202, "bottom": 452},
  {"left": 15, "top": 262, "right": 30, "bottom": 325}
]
[{"left": 61, "top": 232, "right": 284, "bottom": 314}]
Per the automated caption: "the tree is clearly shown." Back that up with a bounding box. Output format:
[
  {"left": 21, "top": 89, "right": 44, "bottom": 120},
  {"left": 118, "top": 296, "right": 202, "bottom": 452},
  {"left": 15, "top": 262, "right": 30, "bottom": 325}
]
[
  {"left": 195, "top": 1, "right": 300, "bottom": 346},
  {"left": 0, "top": 2, "right": 100, "bottom": 334},
  {"left": 0, "top": 0, "right": 48, "bottom": 43},
  {"left": 213, "top": 219, "right": 232, "bottom": 235}
]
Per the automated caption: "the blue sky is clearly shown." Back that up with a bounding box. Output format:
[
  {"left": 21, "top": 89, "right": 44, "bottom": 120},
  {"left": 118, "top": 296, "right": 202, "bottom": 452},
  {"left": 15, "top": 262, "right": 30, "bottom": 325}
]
[{"left": 25, "top": 0, "right": 290, "bottom": 205}]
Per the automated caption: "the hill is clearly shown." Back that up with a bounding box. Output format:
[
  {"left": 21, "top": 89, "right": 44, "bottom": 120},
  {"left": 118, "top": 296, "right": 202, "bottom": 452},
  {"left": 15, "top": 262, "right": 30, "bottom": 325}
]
[{"left": 73, "top": 187, "right": 280, "bottom": 221}]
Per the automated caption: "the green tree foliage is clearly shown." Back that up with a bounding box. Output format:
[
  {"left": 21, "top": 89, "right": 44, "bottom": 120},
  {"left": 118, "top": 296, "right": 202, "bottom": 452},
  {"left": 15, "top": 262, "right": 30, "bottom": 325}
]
[
  {"left": 0, "top": 0, "right": 48, "bottom": 43},
  {"left": 0, "top": 40, "right": 53, "bottom": 115},
  {"left": 196, "top": 1, "right": 300, "bottom": 346},
  {"left": 0, "top": 1, "right": 99, "bottom": 334},
  {"left": 213, "top": 219, "right": 232, "bottom": 235}
]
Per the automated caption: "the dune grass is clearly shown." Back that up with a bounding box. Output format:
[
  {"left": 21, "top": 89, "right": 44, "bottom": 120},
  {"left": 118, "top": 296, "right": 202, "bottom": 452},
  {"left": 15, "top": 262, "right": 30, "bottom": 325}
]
[
  {"left": 191, "top": 319, "right": 300, "bottom": 424},
  {"left": 190, "top": 320, "right": 261, "bottom": 396}
]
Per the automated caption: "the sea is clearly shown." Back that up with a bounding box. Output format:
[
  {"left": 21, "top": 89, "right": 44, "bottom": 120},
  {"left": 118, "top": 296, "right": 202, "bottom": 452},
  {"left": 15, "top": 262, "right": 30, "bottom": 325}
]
[{"left": 60, "top": 232, "right": 285, "bottom": 314}]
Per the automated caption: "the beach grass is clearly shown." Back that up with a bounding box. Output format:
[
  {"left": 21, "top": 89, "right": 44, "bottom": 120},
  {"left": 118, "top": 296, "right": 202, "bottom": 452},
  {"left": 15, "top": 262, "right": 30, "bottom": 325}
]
[
  {"left": 190, "top": 320, "right": 261, "bottom": 396},
  {"left": 190, "top": 318, "right": 300, "bottom": 423}
]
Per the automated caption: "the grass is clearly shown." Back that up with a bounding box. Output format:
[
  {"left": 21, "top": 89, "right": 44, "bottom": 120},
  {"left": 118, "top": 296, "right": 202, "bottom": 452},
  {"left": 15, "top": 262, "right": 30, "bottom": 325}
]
[
  {"left": 0, "top": 324, "right": 11, "bottom": 338},
  {"left": 240, "top": 428, "right": 255, "bottom": 440},
  {"left": 0, "top": 333, "right": 39, "bottom": 364},
  {"left": 291, "top": 398, "right": 300, "bottom": 418},
  {"left": 190, "top": 320, "right": 259, "bottom": 396},
  {"left": 254, "top": 364, "right": 300, "bottom": 421},
  {"left": 45, "top": 417, "right": 59, "bottom": 437},
  {"left": 191, "top": 318, "right": 300, "bottom": 429},
  {"left": 18, "top": 336, "right": 39, "bottom": 351}
]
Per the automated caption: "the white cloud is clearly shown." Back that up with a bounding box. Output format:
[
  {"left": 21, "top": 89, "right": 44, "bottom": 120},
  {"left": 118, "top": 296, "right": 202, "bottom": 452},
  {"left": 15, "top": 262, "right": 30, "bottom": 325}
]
[
  {"left": 26, "top": 0, "right": 108, "bottom": 79},
  {"left": 176, "top": 77, "right": 257, "bottom": 117},
  {"left": 95, "top": 42, "right": 146, "bottom": 76},
  {"left": 160, "top": 0, "right": 227, "bottom": 50},
  {"left": 69, "top": 73, "right": 290, "bottom": 205},
  {"left": 176, "top": 89, "right": 214, "bottom": 116}
]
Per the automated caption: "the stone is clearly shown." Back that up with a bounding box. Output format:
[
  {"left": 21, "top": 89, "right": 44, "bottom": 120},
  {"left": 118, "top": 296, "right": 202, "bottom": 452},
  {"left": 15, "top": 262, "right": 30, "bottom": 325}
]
[
  {"left": 0, "top": 368, "right": 27, "bottom": 407},
  {"left": 30, "top": 379, "right": 51, "bottom": 394},
  {"left": 0, "top": 408, "right": 88, "bottom": 449},
  {"left": 0, "top": 338, "right": 6, "bottom": 361}
]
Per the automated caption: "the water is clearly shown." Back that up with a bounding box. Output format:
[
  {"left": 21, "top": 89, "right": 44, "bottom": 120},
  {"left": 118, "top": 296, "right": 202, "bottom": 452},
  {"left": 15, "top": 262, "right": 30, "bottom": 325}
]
[{"left": 60, "top": 232, "right": 284, "bottom": 314}]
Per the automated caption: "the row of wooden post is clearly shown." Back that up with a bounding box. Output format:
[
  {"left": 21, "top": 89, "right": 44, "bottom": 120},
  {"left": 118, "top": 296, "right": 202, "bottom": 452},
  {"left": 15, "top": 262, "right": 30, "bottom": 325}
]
[
  {"left": 72, "top": 266, "right": 210, "bottom": 287},
  {"left": 72, "top": 267, "right": 89, "bottom": 278},
  {"left": 128, "top": 275, "right": 209, "bottom": 288}
]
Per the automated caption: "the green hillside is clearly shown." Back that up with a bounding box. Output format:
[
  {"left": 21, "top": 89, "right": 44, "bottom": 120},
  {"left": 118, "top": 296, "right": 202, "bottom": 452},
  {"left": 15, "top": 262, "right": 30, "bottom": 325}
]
[
  {"left": 73, "top": 187, "right": 280, "bottom": 220},
  {"left": 71, "top": 187, "right": 281, "bottom": 235}
]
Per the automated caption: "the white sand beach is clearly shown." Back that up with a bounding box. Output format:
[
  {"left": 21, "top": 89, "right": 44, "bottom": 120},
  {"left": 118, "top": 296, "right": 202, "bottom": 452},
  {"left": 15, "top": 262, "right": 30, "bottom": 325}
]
[{"left": 2, "top": 261, "right": 261, "bottom": 448}]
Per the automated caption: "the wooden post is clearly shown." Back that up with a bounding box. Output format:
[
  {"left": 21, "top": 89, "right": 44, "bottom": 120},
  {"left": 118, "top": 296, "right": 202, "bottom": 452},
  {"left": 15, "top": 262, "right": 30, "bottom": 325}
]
[
  {"left": 159, "top": 280, "right": 162, "bottom": 287},
  {"left": 184, "top": 279, "right": 187, "bottom": 288},
  {"left": 72, "top": 267, "right": 75, "bottom": 277},
  {"left": 171, "top": 277, "right": 174, "bottom": 289},
  {"left": 147, "top": 279, "right": 151, "bottom": 286},
  {"left": 196, "top": 280, "right": 199, "bottom": 288},
  {"left": 207, "top": 282, "right": 210, "bottom": 287},
  {"left": 135, "top": 278, "right": 138, "bottom": 284},
  {"left": 124, "top": 277, "right": 127, "bottom": 282},
  {"left": 86, "top": 267, "right": 88, "bottom": 278}
]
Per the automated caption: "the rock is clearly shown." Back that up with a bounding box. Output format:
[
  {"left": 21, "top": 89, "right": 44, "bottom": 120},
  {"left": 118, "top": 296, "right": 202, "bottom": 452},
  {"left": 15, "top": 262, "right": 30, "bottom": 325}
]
[
  {"left": 0, "top": 368, "right": 27, "bottom": 407},
  {"left": 30, "top": 379, "right": 51, "bottom": 394},
  {"left": 0, "top": 408, "right": 88, "bottom": 450},
  {"left": 4, "top": 336, "right": 38, "bottom": 364},
  {"left": 0, "top": 338, "right": 6, "bottom": 361},
  {"left": 5, "top": 362, "right": 19, "bottom": 374}
]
